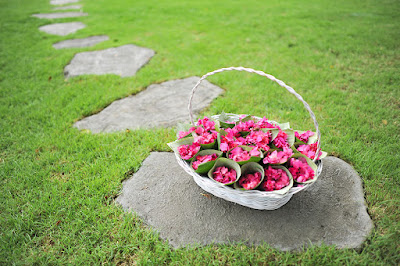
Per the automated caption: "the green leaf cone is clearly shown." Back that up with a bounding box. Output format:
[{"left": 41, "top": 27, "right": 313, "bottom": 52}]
[
  {"left": 234, "top": 162, "right": 265, "bottom": 190},
  {"left": 190, "top": 149, "right": 223, "bottom": 174},
  {"left": 208, "top": 158, "right": 241, "bottom": 185}
]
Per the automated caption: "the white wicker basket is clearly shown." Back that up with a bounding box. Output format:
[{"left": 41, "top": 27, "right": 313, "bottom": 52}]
[{"left": 174, "top": 66, "right": 323, "bottom": 210}]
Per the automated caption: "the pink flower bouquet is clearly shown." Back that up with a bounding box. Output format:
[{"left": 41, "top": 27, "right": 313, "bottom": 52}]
[
  {"left": 208, "top": 158, "right": 241, "bottom": 185},
  {"left": 226, "top": 146, "right": 263, "bottom": 165},
  {"left": 235, "top": 162, "right": 264, "bottom": 190},
  {"left": 260, "top": 166, "right": 293, "bottom": 194},
  {"left": 190, "top": 149, "right": 223, "bottom": 174}
]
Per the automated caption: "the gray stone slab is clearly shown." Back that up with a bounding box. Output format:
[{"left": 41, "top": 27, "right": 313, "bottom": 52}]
[
  {"left": 116, "top": 153, "right": 373, "bottom": 250},
  {"left": 39, "top": 22, "right": 86, "bottom": 36},
  {"left": 73, "top": 77, "right": 223, "bottom": 133},
  {"left": 64, "top": 44, "right": 154, "bottom": 78},
  {"left": 52, "top": 4, "right": 82, "bottom": 10},
  {"left": 32, "top": 12, "right": 87, "bottom": 19},
  {"left": 53, "top": 35, "right": 109, "bottom": 49},
  {"left": 50, "top": 0, "right": 79, "bottom": 5}
]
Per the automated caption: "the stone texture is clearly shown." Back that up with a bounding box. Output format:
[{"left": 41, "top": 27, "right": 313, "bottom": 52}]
[
  {"left": 52, "top": 4, "right": 82, "bottom": 10},
  {"left": 73, "top": 77, "right": 223, "bottom": 133},
  {"left": 39, "top": 22, "right": 86, "bottom": 36},
  {"left": 32, "top": 12, "right": 87, "bottom": 19},
  {"left": 53, "top": 35, "right": 109, "bottom": 49},
  {"left": 116, "top": 153, "right": 373, "bottom": 250},
  {"left": 64, "top": 44, "right": 154, "bottom": 78},
  {"left": 50, "top": 0, "right": 79, "bottom": 5}
]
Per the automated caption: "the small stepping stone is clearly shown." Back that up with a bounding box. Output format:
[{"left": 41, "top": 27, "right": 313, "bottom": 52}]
[
  {"left": 64, "top": 44, "right": 155, "bottom": 78},
  {"left": 53, "top": 35, "right": 109, "bottom": 49},
  {"left": 52, "top": 4, "right": 82, "bottom": 10},
  {"left": 50, "top": 0, "right": 79, "bottom": 5},
  {"left": 39, "top": 22, "right": 86, "bottom": 36},
  {"left": 32, "top": 12, "right": 87, "bottom": 19},
  {"left": 73, "top": 77, "right": 223, "bottom": 133},
  {"left": 116, "top": 153, "right": 373, "bottom": 250}
]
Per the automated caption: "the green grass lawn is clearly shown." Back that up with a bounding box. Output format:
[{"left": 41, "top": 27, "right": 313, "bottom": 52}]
[{"left": 1, "top": 0, "right": 399, "bottom": 264}]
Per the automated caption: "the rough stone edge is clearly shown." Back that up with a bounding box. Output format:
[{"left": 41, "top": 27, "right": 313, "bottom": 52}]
[{"left": 52, "top": 35, "right": 109, "bottom": 49}]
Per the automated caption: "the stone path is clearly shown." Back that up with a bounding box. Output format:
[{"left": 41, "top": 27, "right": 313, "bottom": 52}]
[
  {"left": 64, "top": 44, "right": 155, "bottom": 78},
  {"left": 73, "top": 77, "right": 223, "bottom": 133},
  {"left": 52, "top": 5, "right": 82, "bottom": 10},
  {"left": 53, "top": 35, "right": 109, "bottom": 49},
  {"left": 50, "top": 0, "right": 79, "bottom": 5},
  {"left": 39, "top": 22, "right": 86, "bottom": 36},
  {"left": 32, "top": 12, "right": 87, "bottom": 19},
  {"left": 116, "top": 153, "right": 373, "bottom": 250}
]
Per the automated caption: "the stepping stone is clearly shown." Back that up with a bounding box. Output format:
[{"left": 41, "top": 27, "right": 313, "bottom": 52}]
[
  {"left": 116, "top": 153, "right": 373, "bottom": 250},
  {"left": 39, "top": 22, "right": 86, "bottom": 36},
  {"left": 32, "top": 12, "right": 87, "bottom": 19},
  {"left": 52, "top": 4, "right": 82, "bottom": 10},
  {"left": 53, "top": 35, "right": 109, "bottom": 49},
  {"left": 64, "top": 44, "right": 154, "bottom": 78},
  {"left": 50, "top": 0, "right": 79, "bottom": 5},
  {"left": 73, "top": 77, "right": 223, "bottom": 133}
]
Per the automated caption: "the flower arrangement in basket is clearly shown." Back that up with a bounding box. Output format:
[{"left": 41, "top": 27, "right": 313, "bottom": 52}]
[{"left": 168, "top": 67, "right": 326, "bottom": 210}]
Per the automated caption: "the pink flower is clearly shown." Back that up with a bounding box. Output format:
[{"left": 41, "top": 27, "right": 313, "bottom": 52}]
[
  {"left": 229, "top": 147, "right": 260, "bottom": 162},
  {"left": 178, "top": 127, "right": 196, "bottom": 139},
  {"left": 213, "top": 166, "right": 237, "bottom": 184},
  {"left": 194, "top": 131, "right": 218, "bottom": 145},
  {"left": 219, "top": 129, "right": 242, "bottom": 152},
  {"left": 234, "top": 120, "right": 256, "bottom": 132},
  {"left": 177, "top": 143, "right": 200, "bottom": 160},
  {"left": 192, "top": 154, "right": 218, "bottom": 170},
  {"left": 255, "top": 117, "right": 279, "bottom": 129},
  {"left": 288, "top": 157, "right": 315, "bottom": 182},
  {"left": 295, "top": 131, "right": 314, "bottom": 143},
  {"left": 263, "top": 147, "right": 293, "bottom": 164},
  {"left": 297, "top": 143, "right": 322, "bottom": 160},
  {"left": 260, "top": 166, "right": 290, "bottom": 191},
  {"left": 196, "top": 117, "right": 215, "bottom": 131},
  {"left": 273, "top": 130, "right": 289, "bottom": 148},
  {"left": 238, "top": 172, "right": 262, "bottom": 190},
  {"left": 245, "top": 130, "right": 271, "bottom": 151}
]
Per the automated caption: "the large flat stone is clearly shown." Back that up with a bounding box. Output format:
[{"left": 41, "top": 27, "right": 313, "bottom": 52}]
[
  {"left": 116, "top": 153, "right": 373, "bottom": 250},
  {"left": 52, "top": 4, "right": 82, "bottom": 10},
  {"left": 73, "top": 77, "right": 223, "bottom": 133},
  {"left": 32, "top": 12, "right": 87, "bottom": 19},
  {"left": 39, "top": 22, "right": 86, "bottom": 36},
  {"left": 64, "top": 44, "right": 154, "bottom": 78},
  {"left": 50, "top": 0, "right": 79, "bottom": 5},
  {"left": 53, "top": 35, "right": 109, "bottom": 49}
]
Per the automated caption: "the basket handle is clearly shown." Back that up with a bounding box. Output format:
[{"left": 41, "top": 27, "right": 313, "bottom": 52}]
[{"left": 188, "top": 66, "right": 321, "bottom": 162}]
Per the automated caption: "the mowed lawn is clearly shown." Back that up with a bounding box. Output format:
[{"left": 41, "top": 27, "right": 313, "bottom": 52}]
[{"left": 0, "top": 0, "right": 399, "bottom": 264}]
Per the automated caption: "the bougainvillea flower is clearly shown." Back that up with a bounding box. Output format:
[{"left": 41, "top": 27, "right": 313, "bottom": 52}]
[
  {"left": 192, "top": 154, "right": 218, "bottom": 170},
  {"left": 245, "top": 130, "right": 271, "bottom": 151},
  {"left": 255, "top": 117, "right": 279, "bottom": 129},
  {"left": 234, "top": 120, "right": 256, "bottom": 132},
  {"left": 260, "top": 166, "right": 290, "bottom": 191},
  {"left": 212, "top": 166, "right": 237, "bottom": 184},
  {"left": 273, "top": 130, "right": 289, "bottom": 148},
  {"left": 295, "top": 131, "right": 314, "bottom": 143},
  {"left": 177, "top": 143, "right": 200, "bottom": 160},
  {"left": 297, "top": 143, "right": 322, "bottom": 160},
  {"left": 288, "top": 157, "right": 315, "bottom": 182},
  {"left": 229, "top": 147, "right": 251, "bottom": 162},
  {"left": 238, "top": 172, "right": 262, "bottom": 190},
  {"left": 178, "top": 127, "right": 196, "bottom": 139},
  {"left": 263, "top": 147, "right": 293, "bottom": 164},
  {"left": 194, "top": 131, "right": 218, "bottom": 145},
  {"left": 196, "top": 117, "right": 216, "bottom": 131}
]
